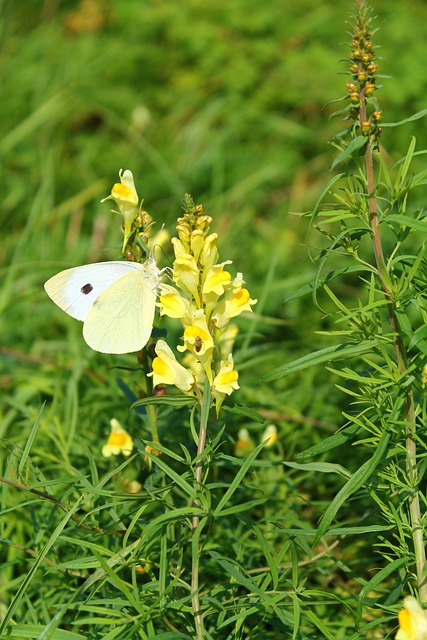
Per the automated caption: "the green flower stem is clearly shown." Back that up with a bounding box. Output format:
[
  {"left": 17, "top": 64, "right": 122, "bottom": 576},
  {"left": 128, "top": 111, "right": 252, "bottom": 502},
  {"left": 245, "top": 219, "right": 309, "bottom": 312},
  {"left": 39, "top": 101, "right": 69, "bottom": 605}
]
[
  {"left": 361, "top": 95, "right": 427, "bottom": 599},
  {"left": 191, "top": 383, "right": 211, "bottom": 639}
]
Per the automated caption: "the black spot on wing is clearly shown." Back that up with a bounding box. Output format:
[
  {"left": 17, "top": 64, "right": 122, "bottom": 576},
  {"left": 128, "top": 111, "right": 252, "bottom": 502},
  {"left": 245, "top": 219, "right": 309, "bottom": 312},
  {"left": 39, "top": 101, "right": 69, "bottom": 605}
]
[{"left": 81, "top": 283, "right": 93, "bottom": 295}]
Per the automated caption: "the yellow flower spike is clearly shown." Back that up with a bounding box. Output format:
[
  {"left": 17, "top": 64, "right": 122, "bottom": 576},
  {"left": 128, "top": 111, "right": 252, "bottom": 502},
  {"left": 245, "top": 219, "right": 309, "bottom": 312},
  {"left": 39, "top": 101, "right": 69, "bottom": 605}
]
[
  {"left": 173, "top": 254, "right": 201, "bottom": 305},
  {"left": 102, "top": 419, "right": 134, "bottom": 457},
  {"left": 396, "top": 596, "right": 427, "bottom": 640},
  {"left": 148, "top": 339, "right": 195, "bottom": 392},
  {"left": 158, "top": 284, "right": 193, "bottom": 321},
  {"left": 101, "top": 169, "right": 139, "bottom": 251},
  {"left": 235, "top": 428, "right": 255, "bottom": 457},
  {"left": 261, "top": 424, "right": 278, "bottom": 447},
  {"left": 213, "top": 354, "right": 240, "bottom": 395},
  {"left": 199, "top": 233, "right": 219, "bottom": 270}
]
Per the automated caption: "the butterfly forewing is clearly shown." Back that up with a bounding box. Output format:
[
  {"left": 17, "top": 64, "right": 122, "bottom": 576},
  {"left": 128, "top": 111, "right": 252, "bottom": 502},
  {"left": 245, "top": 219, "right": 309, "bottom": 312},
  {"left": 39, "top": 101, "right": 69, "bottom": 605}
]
[{"left": 44, "top": 261, "right": 145, "bottom": 321}]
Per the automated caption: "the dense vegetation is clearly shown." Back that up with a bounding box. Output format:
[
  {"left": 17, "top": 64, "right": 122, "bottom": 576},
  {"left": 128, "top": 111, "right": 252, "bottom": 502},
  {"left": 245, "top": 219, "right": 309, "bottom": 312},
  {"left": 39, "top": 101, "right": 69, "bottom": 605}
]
[{"left": 2, "top": 1, "right": 427, "bottom": 638}]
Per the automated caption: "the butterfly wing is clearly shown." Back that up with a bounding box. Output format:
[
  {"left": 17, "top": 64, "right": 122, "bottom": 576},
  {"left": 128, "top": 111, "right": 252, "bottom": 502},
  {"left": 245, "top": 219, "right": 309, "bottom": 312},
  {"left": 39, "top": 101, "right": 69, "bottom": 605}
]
[
  {"left": 44, "top": 261, "right": 145, "bottom": 321},
  {"left": 82, "top": 268, "right": 157, "bottom": 353}
]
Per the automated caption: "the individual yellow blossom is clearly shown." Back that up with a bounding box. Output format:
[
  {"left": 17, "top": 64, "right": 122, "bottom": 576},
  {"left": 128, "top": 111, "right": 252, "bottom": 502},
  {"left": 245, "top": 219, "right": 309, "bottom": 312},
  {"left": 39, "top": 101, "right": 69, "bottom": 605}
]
[
  {"left": 102, "top": 419, "right": 133, "bottom": 457},
  {"left": 422, "top": 363, "right": 427, "bottom": 387},
  {"left": 396, "top": 596, "right": 427, "bottom": 640},
  {"left": 212, "top": 354, "right": 239, "bottom": 413},
  {"left": 177, "top": 309, "right": 214, "bottom": 355},
  {"left": 261, "top": 424, "right": 278, "bottom": 447},
  {"left": 158, "top": 284, "right": 193, "bottom": 321},
  {"left": 176, "top": 224, "right": 191, "bottom": 247},
  {"left": 173, "top": 254, "right": 201, "bottom": 304},
  {"left": 199, "top": 233, "right": 219, "bottom": 269},
  {"left": 202, "top": 261, "right": 233, "bottom": 300},
  {"left": 212, "top": 273, "right": 257, "bottom": 329},
  {"left": 101, "top": 169, "right": 139, "bottom": 251},
  {"left": 235, "top": 428, "right": 255, "bottom": 457},
  {"left": 171, "top": 236, "right": 188, "bottom": 258},
  {"left": 148, "top": 339, "right": 194, "bottom": 392},
  {"left": 177, "top": 310, "right": 215, "bottom": 382},
  {"left": 213, "top": 354, "right": 239, "bottom": 395},
  {"left": 190, "top": 229, "right": 205, "bottom": 263}
]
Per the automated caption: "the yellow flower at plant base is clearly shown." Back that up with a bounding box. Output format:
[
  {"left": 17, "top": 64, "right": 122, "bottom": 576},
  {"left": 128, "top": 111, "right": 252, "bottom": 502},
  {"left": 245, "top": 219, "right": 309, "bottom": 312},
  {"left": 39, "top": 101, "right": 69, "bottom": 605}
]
[
  {"left": 235, "top": 428, "right": 255, "bottom": 457},
  {"left": 102, "top": 419, "right": 134, "bottom": 457},
  {"left": 148, "top": 339, "right": 195, "bottom": 392},
  {"left": 212, "top": 273, "right": 257, "bottom": 329},
  {"left": 101, "top": 169, "right": 139, "bottom": 251},
  {"left": 212, "top": 354, "right": 240, "bottom": 413},
  {"left": 213, "top": 354, "right": 239, "bottom": 394},
  {"left": 261, "top": 424, "right": 278, "bottom": 447},
  {"left": 396, "top": 597, "right": 427, "bottom": 640}
]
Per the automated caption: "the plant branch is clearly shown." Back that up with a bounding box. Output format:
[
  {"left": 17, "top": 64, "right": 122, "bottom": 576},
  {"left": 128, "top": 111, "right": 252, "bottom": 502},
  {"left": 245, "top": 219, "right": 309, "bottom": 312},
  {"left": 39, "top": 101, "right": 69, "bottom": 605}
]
[{"left": 361, "top": 93, "right": 426, "bottom": 599}]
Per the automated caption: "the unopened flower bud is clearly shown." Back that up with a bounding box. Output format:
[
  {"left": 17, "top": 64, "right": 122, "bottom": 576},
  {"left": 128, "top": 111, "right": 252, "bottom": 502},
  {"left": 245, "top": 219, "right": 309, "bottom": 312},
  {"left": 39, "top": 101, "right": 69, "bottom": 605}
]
[
  {"left": 365, "top": 83, "right": 376, "bottom": 96},
  {"left": 360, "top": 120, "right": 371, "bottom": 135}
]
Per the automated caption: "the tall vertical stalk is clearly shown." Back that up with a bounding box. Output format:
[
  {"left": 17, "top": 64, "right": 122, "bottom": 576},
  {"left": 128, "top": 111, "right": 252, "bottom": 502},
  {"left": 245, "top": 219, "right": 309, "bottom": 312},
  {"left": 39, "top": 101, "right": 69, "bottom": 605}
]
[
  {"left": 353, "top": 0, "right": 426, "bottom": 599},
  {"left": 191, "top": 384, "right": 210, "bottom": 639}
]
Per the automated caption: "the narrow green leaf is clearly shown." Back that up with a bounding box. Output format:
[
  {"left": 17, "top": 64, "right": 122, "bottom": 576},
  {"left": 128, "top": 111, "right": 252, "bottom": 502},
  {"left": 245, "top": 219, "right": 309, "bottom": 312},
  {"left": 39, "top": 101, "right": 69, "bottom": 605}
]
[
  {"left": 3, "top": 625, "right": 85, "bottom": 639},
  {"left": 222, "top": 403, "right": 265, "bottom": 423},
  {"left": 263, "top": 340, "right": 375, "bottom": 381},
  {"left": 386, "top": 213, "right": 427, "bottom": 233},
  {"left": 295, "top": 423, "right": 362, "bottom": 459},
  {"left": 356, "top": 556, "right": 409, "bottom": 620},
  {"left": 132, "top": 395, "right": 197, "bottom": 409},
  {"left": 283, "top": 461, "right": 351, "bottom": 478},
  {"left": 331, "top": 136, "right": 367, "bottom": 169},
  {"left": 143, "top": 449, "right": 197, "bottom": 499},
  {"left": 314, "top": 432, "right": 390, "bottom": 545},
  {"left": 381, "top": 108, "right": 427, "bottom": 127}
]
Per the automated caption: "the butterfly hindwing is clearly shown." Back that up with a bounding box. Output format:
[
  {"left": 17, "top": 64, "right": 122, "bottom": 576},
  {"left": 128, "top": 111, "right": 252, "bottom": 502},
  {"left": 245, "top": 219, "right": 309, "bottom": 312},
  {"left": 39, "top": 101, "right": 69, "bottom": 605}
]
[{"left": 83, "top": 269, "right": 157, "bottom": 353}]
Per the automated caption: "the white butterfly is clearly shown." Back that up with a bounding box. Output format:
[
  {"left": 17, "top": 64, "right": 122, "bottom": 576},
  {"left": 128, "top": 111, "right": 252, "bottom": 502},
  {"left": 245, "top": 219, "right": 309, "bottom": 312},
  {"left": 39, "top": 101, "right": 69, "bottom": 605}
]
[{"left": 44, "top": 259, "right": 161, "bottom": 354}]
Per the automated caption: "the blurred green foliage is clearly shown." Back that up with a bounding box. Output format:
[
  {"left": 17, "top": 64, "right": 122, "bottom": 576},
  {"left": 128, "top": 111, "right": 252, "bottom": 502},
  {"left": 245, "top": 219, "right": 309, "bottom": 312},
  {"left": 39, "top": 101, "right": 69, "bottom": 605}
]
[{"left": 1, "top": 0, "right": 427, "bottom": 635}]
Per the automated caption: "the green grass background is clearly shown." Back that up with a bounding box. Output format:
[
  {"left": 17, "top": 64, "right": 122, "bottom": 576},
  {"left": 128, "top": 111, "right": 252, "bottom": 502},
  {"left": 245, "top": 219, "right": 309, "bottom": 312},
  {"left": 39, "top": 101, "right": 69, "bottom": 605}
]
[{"left": 1, "top": 0, "right": 427, "bottom": 636}]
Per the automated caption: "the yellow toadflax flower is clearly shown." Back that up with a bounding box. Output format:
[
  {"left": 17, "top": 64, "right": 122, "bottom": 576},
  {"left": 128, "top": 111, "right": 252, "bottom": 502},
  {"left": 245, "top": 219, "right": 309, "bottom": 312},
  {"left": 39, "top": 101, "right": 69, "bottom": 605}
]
[
  {"left": 396, "top": 596, "right": 427, "bottom": 640},
  {"left": 148, "top": 339, "right": 195, "bottom": 392},
  {"left": 101, "top": 169, "right": 139, "bottom": 251},
  {"left": 261, "top": 424, "right": 278, "bottom": 447},
  {"left": 235, "top": 428, "right": 255, "bottom": 457},
  {"left": 102, "top": 419, "right": 134, "bottom": 457}
]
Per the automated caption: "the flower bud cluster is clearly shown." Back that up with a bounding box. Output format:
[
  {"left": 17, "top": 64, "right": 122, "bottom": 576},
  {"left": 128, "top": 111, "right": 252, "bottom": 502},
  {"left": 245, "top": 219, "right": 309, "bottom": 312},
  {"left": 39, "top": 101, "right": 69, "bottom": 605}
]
[
  {"left": 149, "top": 196, "right": 257, "bottom": 412},
  {"left": 101, "top": 169, "right": 154, "bottom": 257},
  {"left": 346, "top": 0, "right": 382, "bottom": 144}
]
